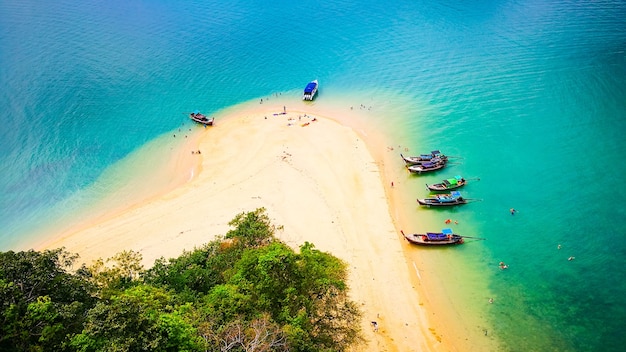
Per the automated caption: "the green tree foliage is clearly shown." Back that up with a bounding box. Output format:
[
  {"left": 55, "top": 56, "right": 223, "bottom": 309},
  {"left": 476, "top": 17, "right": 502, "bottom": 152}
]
[
  {"left": 0, "top": 208, "right": 362, "bottom": 351},
  {"left": 219, "top": 241, "right": 362, "bottom": 351},
  {"left": 225, "top": 207, "right": 276, "bottom": 249},
  {"left": 70, "top": 285, "right": 202, "bottom": 352},
  {"left": 80, "top": 250, "right": 144, "bottom": 299},
  {"left": 143, "top": 208, "right": 276, "bottom": 297},
  {"left": 143, "top": 240, "right": 235, "bottom": 298},
  {"left": 0, "top": 249, "right": 94, "bottom": 351}
]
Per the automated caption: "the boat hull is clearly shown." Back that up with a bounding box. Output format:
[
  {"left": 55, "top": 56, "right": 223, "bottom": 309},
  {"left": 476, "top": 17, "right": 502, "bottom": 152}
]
[
  {"left": 426, "top": 184, "right": 463, "bottom": 191},
  {"left": 417, "top": 199, "right": 466, "bottom": 206},
  {"left": 407, "top": 163, "right": 446, "bottom": 174},
  {"left": 426, "top": 181, "right": 466, "bottom": 191},
  {"left": 189, "top": 113, "right": 214, "bottom": 126},
  {"left": 401, "top": 153, "right": 448, "bottom": 166}
]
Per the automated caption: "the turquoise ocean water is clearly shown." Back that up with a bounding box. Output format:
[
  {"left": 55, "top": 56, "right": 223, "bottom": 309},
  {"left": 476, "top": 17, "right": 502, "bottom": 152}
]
[{"left": 1, "top": 1, "right": 625, "bottom": 350}]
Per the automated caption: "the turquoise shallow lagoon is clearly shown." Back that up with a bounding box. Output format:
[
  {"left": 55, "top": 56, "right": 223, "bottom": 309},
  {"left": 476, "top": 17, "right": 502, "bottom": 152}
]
[{"left": 1, "top": 1, "right": 625, "bottom": 350}]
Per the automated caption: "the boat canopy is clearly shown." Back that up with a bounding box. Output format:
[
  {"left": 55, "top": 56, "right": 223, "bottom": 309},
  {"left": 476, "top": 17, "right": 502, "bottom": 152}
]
[
  {"left": 420, "top": 154, "right": 433, "bottom": 159},
  {"left": 425, "top": 232, "right": 449, "bottom": 240},
  {"left": 444, "top": 178, "right": 458, "bottom": 185},
  {"left": 422, "top": 162, "right": 434, "bottom": 168},
  {"left": 431, "top": 150, "right": 441, "bottom": 155},
  {"left": 304, "top": 82, "right": 317, "bottom": 93},
  {"left": 435, "top": 195, "right": 455, "bottom": 202},
  {"left": 193, "top": 110, "right": 200, "bottom": 115},
  {"left": 451, "top": 191, "right": 461, "bottom": 198}
]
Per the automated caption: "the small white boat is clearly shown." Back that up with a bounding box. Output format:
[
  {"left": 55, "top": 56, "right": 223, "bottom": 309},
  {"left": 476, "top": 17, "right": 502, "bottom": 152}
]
[{"left": 302, "top": 80, "right": 318, "bottom": 101}]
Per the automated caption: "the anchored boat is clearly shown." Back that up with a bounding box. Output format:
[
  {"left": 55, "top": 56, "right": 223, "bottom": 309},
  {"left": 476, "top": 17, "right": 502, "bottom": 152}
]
[
  {"left": 402, "top": 229, "right": 464, "bottom": 246},
  {"left": 417, "top": 191, "right": 467, "bottom": 206},
  {"left": 427, "top": 175, "right": 467, "bottom": 192},
  {"left": 189, "top": 110, "right": 214, "bottom": 126},
  {"left": 407, "top": 159, "right": 446, "bottom": 174},
  {"left": 302, "top": 80, "right": 318, "bottom": 101},
  {"left": 401, "top": 150, "right": 447, "bottom": 166}
]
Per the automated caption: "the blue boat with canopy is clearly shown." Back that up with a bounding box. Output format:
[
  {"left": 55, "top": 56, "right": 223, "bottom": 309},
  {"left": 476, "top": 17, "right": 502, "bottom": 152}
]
[
  {"left": 401, "top": 228, "right": 464, "bottom": 246},
  {"left": 302, "top": 80, "right": 318, "bottom": 101},
  {"left": 407, "top": 158, "right": 446, "bottom": 174}
]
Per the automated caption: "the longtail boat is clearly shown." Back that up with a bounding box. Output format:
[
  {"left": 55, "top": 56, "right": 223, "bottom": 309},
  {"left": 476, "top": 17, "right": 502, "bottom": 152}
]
[
  {"left": 402, "top": 229, "right": 464, "bottom": 246},
  {"left": 189, "top": 110, "right": 214, "bottom": 126},
  {"left": 417, "top": 191, "right": 467, "bottom": 206},
  {"left": 427, "top": 175, "right": 467, "bottom": 191},
  {"left": 401, "top": 150, "right": 448, "bottom": 166},
  {"left": 407, "top": 159, "right": 446, "bottom": 174}
]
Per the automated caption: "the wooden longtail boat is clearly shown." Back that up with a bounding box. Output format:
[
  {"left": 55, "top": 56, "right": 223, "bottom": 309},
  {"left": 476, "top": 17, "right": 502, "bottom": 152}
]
[
  {"left": 407, "top": 159, "right": 446, "bottom": 174},
  {"left": 401, "top": 150, "right": 448, "bottom": 166},
  {"left": 417, "top": 191, "right": 467, "bottom": 206},
  {"left": 189, "top": 110, "right": 214, "bottom": 126},
  {"left": 427, "top": 175, "right": 467, "bottom": 191},
  {"left": 401, "top": 229, "right": 464, "bottom": 246}
]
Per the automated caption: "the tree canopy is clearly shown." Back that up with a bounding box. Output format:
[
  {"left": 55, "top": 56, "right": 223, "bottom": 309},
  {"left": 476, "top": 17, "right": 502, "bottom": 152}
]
[{"left": 0, "top": 208, "right": 362, "bottom": 351}]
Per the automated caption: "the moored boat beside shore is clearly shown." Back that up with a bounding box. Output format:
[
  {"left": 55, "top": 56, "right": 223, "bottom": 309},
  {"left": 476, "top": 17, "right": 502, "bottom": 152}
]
[
  {"left": 427, "top": 175, "right": 468, "bottom": 191},
  {"left": 417, "top": 191, "right": 467, "bottom": 206},
  {"left": 189, "top": 110, "right": 214, "bottom": 126},
  {"left": 402, "top": 229, "right": 464, "bottom": 246},
  {"left": 302, "top": 80, "right": 318, "bottom": 101},
  {"left": 401, "top": 150, "right": 447, "bottom": 166},
  {"left": 407, "top": 160, "right": 446, "bottom": 174}
]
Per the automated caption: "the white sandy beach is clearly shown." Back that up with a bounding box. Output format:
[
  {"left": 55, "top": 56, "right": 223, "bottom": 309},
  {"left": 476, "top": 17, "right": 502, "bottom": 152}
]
[{"left": 38, "top": 100, "right": 457, "bottom": 351}]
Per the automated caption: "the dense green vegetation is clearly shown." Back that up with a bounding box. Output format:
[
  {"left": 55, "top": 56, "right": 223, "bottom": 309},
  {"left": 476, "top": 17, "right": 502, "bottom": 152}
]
[{"left": 0, "top": 208, "right": 362, "bottom": 351}]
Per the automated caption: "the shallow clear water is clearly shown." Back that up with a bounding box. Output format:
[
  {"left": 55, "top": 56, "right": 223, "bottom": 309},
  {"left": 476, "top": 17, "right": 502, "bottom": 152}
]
[{"left": 1, "top": 1, "right": 625, "bottom": 350}]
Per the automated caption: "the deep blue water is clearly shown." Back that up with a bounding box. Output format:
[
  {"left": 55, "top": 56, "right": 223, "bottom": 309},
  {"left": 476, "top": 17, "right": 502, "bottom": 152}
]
[{"left": 1, "top": 1, "right": 625, "bottom": 350}]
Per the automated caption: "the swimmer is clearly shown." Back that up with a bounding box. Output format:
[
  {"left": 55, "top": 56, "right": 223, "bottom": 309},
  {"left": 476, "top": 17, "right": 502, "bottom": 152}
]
[{"left": 568, "top": 256, "right": 575, "bottom": 261}]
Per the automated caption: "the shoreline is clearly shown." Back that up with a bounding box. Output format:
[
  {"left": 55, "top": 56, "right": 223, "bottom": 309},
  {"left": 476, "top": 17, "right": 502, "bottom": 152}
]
[
  {"left": 36, "top": 97, "right": 485, "bottom": 351},
  {"left": 23, "top": 128, "right": 204, "bottom": 253}
]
